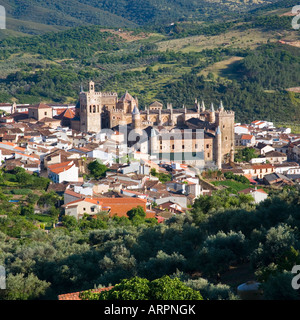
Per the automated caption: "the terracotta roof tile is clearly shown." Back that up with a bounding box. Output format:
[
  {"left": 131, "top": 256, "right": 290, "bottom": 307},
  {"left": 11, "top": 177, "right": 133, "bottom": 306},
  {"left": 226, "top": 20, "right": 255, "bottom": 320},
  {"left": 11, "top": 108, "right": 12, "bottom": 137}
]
[
  {"left": 58, "top": 287, "right": 113, "bottom": 300},
  {"left": 48, "top": 161, "right": 76, "bottom": 174},
  {"left": 241, "top": 134, "right": 254, "bottom": 140}
]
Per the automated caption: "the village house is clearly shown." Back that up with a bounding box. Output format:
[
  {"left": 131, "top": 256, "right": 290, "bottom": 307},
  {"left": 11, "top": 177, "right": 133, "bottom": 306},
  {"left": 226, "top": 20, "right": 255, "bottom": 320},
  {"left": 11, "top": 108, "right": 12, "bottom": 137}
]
[
  {"left": 240, "top": 134, "right": 256, "bottom": 147},
  {"left": 255, "top": 134, "right": 273, "bottom": 145},
  {"left": 234, "top": 124, "right": 250, "bottom": 135},
  {"left": 274, "top": 162, "right": 300, "bottom": 175},
  {"left": 158, "top": 201, "right": 187, "bottom": 214},
  {"left": 48, "top": 160, "right": 79, "bottom": 183},
  {"left": 62, "top": 196, "right": 150, "bottom": 219},
  {"left": 62, "top": 198, "right": 103, "bottom": 219},
  {"left": 251, "top": 120, "right": 274, "bottom": 129},
  {"left": 43, "top": 149, "right": 79, "bottom": 169},
  {"left": 263, "top": 150, "right": 287, "bottom": 164},
  {"left": 263, "top": 172, "right": 293, "bottom": 186},
  {"left": 288, "top": 140, "right": 300, "bottom": 162},
  {"left": 63, "top": 188, "right": 85, "bottom": 204},
  {"left": 255, "top": 143, "right": 275, "bottom": 156},
  {"left": 243, "top": 163, "right": 274, "bottom": 180},
  {"left": 238, "top": 187, "right": 268, "bottom": 204}
]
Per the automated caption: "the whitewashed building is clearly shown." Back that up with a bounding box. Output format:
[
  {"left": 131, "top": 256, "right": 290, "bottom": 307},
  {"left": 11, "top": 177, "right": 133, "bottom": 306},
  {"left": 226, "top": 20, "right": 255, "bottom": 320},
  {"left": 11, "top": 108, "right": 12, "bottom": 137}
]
[{"left": 48, "top": 160, "right": 79, "bottom": 183}]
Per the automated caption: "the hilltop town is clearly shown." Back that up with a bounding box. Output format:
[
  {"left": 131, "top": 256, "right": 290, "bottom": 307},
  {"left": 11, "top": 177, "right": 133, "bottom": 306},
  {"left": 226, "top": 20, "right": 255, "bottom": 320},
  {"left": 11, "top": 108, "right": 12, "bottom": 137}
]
[{"left": 0, "top": 81, "right": 299, "bottom": 226}]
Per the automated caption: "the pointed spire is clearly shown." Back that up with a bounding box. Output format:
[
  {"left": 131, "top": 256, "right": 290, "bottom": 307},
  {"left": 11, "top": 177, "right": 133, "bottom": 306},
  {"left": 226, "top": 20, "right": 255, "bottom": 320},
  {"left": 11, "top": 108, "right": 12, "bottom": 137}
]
[
  {"left": 211, "top": 103, "right": 215, "bottom": 113},
  {"left": 216, "top": 126, "right": 221, "bottom": 135},
  {"left": 132, "top": 105, "right": 140, "bottom": 115},
  {"left": 219, "top": 100, "right": 224, "bottom": 111},
  {"left": 201, "top": 100, "right": 206, "bottom": 112},
  {"left": 80, "top": 83, "right": 83, "bottom": 93}
]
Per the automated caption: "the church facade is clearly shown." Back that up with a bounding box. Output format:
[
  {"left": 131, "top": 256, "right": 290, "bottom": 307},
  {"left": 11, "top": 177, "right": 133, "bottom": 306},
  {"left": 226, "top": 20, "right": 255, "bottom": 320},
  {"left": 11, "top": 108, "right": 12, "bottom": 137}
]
[{"left": 71, "top": 81, "right": 235, "bottom": 169}]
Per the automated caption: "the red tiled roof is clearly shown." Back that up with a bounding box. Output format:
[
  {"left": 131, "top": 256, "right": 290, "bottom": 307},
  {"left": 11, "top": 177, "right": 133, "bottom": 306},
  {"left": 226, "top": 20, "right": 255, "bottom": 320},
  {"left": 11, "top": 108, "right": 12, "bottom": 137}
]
[
  {"left": 64, "top": 189, "right": 84, "bottom": 199},
  {"left": 0, "top": 142, "right": 15, "bottom": 146},
  {"left": 63, "top": 198, "right": 102, "bottom": 208},
  {"left": 48, "top": 161, "right": 75, "bottom": 174},
  {"left": 241, "top": 134, "right": 254, "bottom": 140},
  {"left": 251, "top": 164, "right": 274, "bottom": 169},
  {"left": 48, "top": 161, "right": 73, "bottom": 169},
  {"left": 56, "top": 108, "right": 75, "bottom": 119},
  {"left": 58, "top": 287, "right": 113, "bottom": 300},
  {"left": 63, "top": 196, "right": 149, "bottom": 218},
  {"left": 99, "top": 197, "right": 149, "bottom": 217}
]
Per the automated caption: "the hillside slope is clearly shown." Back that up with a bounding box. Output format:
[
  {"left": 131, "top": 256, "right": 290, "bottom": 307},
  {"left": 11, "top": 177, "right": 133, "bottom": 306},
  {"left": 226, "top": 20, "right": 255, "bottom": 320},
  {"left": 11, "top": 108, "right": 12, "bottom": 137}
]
[
  {"left": 0, "top": 0, "right": 299, "bottom": 126},
  {"left": 0, "top": 0, "right": 293, "bottom": 34}
]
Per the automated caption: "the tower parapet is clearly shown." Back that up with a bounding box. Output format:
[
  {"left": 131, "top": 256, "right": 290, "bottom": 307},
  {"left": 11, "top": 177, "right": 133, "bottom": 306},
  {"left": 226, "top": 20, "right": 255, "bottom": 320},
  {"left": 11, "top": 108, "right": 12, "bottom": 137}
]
[{"left": 209, "top": 103, "right": 215, "bottom": 123}]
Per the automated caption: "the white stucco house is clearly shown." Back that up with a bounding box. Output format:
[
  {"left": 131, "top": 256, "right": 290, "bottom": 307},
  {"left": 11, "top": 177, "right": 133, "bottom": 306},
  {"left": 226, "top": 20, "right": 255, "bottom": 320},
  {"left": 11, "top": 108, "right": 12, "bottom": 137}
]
[
  {"left": 48, "top": 160, "right": 79, "bottom": 183},
  {"left": 238, "top": 187, "right": 268, "bottom": 204}
]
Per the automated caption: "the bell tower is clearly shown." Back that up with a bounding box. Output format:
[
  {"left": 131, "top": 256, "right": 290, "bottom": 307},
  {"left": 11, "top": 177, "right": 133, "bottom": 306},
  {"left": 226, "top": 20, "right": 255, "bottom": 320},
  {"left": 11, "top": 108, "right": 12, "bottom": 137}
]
[
  {"left": 215, "top": 101, "right": 235, "bottom": 165},
  {"left": 79, "top": 81, "right": 102, "bottom": 133}
]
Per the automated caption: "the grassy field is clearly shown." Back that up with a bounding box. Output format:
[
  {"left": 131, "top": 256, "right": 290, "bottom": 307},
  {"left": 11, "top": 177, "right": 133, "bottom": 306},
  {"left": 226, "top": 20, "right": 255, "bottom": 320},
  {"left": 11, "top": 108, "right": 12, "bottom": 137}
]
[
  {"left": 156, "top": 28, "right": 298, "bottom": 53},
  {"left": 198, "top": 56, "right": 244, "bottom": 80},
  {"left": 211, "top": 180, "right": 253, "bottom": 194}
]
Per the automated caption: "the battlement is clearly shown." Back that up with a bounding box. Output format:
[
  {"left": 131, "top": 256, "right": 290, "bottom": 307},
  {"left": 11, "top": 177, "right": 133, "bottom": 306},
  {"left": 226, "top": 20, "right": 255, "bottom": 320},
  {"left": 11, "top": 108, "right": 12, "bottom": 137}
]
[
  {"left": 142, "top": 120, "right": 153, "bottom": 125},
  {"left": 111, "top": 108, "right": 125, "bottom": 114},
  {"left": 83, "top": 91, "right": 118, "bottom": 97},
  {"left": 100, "top": 92, "right": 118, "bottom": 97},
  {"left": 217, "top": 110, "right": 235, "bottom": 116}
]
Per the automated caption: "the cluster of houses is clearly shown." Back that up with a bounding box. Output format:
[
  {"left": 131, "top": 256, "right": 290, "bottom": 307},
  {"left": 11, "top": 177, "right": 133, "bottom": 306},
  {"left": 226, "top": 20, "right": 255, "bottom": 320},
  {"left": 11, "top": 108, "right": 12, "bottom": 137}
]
[
  {"left": 0, "top": 103, "right": 216, "bottom": 222},
  {"left": 0, "top": 100, "right": 300, "bottom": 222},
  {"left": 232, "top": 120, "right": 300, "bottom": 187}
]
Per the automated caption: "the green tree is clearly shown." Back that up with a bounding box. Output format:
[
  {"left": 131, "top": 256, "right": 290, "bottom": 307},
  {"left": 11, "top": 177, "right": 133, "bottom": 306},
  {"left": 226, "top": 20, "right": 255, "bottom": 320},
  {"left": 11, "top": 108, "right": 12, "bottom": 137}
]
[
  {"left": 88, "top": 160, "right": 108, "bottom": 179},
  {"left": 2, "top": 273, "right": 50, "bottom": 300},
  {"left": 261, "top": 272, "right": 299, "bottom": 300},
  {"left": 37, "top": 191, "right": 60, "bottom": 208},
  {"left": 20, "top": 205, "right": 34, "bottom": 216},
  {"left": 235, "top": 147, "right": 258, "bottom": 162},
  {"left": 126, "top": 206, "right": 146, "bottom": 220},
  {"left": 26, "top": 193, "right": 39, "bottom": 205},
  {"left": 62, "top": 215, "right": 78, "bottom": 230},
  {"left": 149, "top": 276, "right": 203, "bottom": 300},
  {"left": 16, "top": 171, "right": 32, "bottom": 185},
  {"left": 79, "top": 276, "right": 202, "bottom": 300}
]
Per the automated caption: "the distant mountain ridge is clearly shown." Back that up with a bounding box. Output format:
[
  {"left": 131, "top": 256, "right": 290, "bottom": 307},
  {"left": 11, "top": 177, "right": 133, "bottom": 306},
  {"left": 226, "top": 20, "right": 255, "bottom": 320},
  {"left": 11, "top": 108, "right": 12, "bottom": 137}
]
[{"left": 0, "top": 0, "right": 291, "bottom": 35}]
